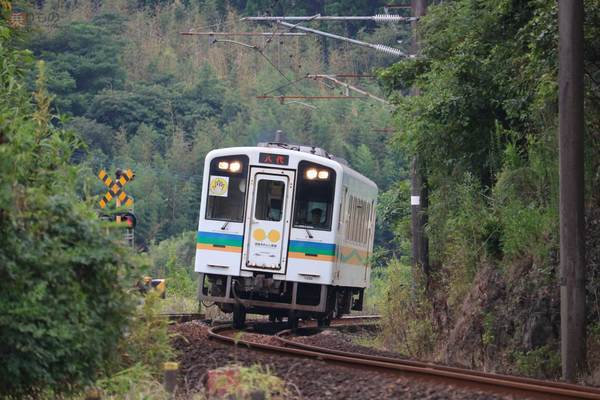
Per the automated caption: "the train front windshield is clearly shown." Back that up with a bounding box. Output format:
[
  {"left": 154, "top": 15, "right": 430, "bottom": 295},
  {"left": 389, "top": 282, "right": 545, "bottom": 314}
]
[
  {"left": 293, "top": 161, "right": 336, "bottom": 231},
  {"left": 205, "top": 155, "right": 249, "bottom": 222}
]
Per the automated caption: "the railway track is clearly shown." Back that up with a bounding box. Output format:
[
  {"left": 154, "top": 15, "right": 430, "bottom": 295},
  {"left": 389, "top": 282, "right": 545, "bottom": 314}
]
[{"left": 208, "top": 321, "right": 600, "bottom": 400}]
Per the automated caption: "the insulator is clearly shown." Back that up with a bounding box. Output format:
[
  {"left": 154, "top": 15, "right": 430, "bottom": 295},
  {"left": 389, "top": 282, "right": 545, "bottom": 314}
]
[
  {"left": 373, "top": 14, "right": 405, "bottom": 23},
  {"left": 372, "top": 44, "right": 406, "bottom": 57}
]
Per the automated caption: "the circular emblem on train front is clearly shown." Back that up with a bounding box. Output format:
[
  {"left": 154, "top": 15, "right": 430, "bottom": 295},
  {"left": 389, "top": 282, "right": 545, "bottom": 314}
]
[
  {"left": 209, "top": 176, "right": 229, "bottom": 197},
  {"left": 253, "top": 228, "right": 266, "bottom": 241},
  {"left": 268, "top": 230, "right": 281, "bottom": 243}
]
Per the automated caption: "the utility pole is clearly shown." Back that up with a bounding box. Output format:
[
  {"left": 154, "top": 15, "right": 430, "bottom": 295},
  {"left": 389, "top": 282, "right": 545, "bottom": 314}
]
[
  {"left": 411, "top": 0, "right": 429, "bottom": 279},
  {"left": 558, "top": 0, "right": 586, "bottom": 382}
]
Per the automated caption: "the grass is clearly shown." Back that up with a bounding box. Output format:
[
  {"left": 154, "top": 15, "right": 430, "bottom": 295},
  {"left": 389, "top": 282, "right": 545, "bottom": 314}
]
[{"left": 207, "top": 364, "right": 291, "bottom": 400}]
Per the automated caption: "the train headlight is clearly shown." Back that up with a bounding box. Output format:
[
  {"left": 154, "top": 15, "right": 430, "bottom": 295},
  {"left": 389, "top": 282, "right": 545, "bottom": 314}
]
[
  {"left": 229, "top": 161, "right": 242, "bottom": 173},
  {"left": 305, "top": 168, "right": 318, "bottom": 180},
  {"left": 318, "top": 170, "right": 330, "bottom": 180},
  {"left": 218, "top": 161, "right": 229, "bottom": 170}
]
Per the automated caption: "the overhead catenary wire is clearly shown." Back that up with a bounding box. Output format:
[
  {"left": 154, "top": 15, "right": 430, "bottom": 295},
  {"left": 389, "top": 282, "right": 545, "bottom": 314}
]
[
  {"left": 275, "top": 21, "right": 409, "bottom": 57},
  {"left": 180, "top": 31, "right": 306, "bottom": 36},
  {"left": 183, "top": 11, "right": 395, "bottom": 117},
  {"left": 241, "top": 14, "right": 418, "bottom": 22},
  {"left": 261, "top": 74, "right": 311, "bottom": 96},
  {"left": 209, "top": 38, "right": 290, "bottom": 82},
  {"left": 306, "top": 74, "right": 390, "bottom": 104}
]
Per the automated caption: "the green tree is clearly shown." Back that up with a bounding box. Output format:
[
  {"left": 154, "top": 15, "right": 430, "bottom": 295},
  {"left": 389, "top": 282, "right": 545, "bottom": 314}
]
[
  {"left": 0, "top": 20, "right": 135, "bottom": 396},
  {"left": 31, "top": 14, "right": 127, "bottom": 115}
]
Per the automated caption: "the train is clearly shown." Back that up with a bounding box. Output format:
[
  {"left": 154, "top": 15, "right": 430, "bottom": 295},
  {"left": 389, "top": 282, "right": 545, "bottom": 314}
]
[{"left": 194, "top": 142, "right": 377, "bottom": 328}]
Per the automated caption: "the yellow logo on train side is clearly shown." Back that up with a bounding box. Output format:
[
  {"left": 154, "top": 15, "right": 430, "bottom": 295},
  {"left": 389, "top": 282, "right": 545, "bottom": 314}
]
[
  {"left": 253, "top": 228, "right": 266, "bottom": 241},
  {"left": 252, "top": 228, "right": 281, "bottom": 243},
  {"left": 268, "top": 229, "right": 281, "bottom": 243},
  {"left": 209, "top": 176, "right": 229, "bottom": 197}
]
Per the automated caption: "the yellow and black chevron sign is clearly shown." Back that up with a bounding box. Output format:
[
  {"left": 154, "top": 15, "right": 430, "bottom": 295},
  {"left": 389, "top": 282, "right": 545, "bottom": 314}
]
[{"left": 98, "top": 169, "right": 134, "bottom": 209}]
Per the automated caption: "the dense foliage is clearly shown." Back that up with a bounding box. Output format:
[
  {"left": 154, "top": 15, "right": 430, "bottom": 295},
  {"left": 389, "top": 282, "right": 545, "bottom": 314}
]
[
  {"left": 21, "top": 1, "right": 408, "bottom": 249},
  {"left": 379, "top": 0, "right": 600, "bottom": 378},
  {"left": 0, "top": 11, "right": 137, "bottom": 396}
]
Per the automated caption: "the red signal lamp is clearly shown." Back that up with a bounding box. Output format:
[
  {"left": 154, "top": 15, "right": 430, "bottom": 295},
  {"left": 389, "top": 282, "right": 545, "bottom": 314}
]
[{"left": 120, "top": 212, "right": 137, "bottom": 229}]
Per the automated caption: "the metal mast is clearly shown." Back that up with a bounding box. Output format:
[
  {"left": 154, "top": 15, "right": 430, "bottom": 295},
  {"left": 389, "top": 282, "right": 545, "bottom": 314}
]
[{"left": 558, "top": 0, "right": 586, "bottom": 382}]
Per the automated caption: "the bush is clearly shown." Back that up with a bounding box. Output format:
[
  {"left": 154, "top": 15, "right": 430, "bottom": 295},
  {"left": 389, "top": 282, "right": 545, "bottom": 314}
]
[
  {"left": 0, "top": 24, "right": 136, "bottom": 396},
  {"left": 513, "top": 345, "right": 561, "bottom": 379},
  {"left": 117, "top": 292, "right": 174, "bottom": 375},
  {"left": 96, "top": 363, "right": 170, "bottom": 400},
  {"left": 148, "top": 231, "right": 198, "bottom": 313},
  {"left": 378, "top": 260, "right": 436, "bottom": 359},
  {"left": 207, "top": 364, "right": 290, "bottom": 400}
]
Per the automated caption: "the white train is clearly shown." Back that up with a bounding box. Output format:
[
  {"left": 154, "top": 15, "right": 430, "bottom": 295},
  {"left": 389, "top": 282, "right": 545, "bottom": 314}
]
[{"left": 195, "top": 143, "right": 377, "bottom": 328}]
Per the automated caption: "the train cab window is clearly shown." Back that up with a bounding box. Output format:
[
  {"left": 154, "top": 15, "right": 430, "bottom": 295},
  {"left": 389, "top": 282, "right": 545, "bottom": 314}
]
[
  {"left": 254, "top": 180, "right": 285, "bottom": 221},
  {"left": 293, "top": 161, "right": 336, "bottom": 231},
  {"left": 205, "top": 155, "right": 249, "bottom": 222}
]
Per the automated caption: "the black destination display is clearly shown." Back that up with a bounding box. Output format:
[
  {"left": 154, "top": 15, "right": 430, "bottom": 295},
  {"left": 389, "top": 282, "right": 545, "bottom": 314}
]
[{"left": 259, "top": 152, "right": 289, "bottom": 166}]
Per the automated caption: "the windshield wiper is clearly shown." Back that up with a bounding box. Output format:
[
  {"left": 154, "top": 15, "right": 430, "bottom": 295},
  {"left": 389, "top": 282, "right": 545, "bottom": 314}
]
[
  {"left": 221, "top": 222, "right": 229, "bottom": 230},
  {"left": 295, "top": 225, "right": 314, "bottom": 238}
]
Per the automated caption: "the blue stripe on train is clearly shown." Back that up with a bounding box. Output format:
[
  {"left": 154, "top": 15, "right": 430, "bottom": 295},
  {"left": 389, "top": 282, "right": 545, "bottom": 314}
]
[
  {"left": 289, "top": 240, "right": 336, "bottom": 252},
  {"left": 197, "top": 231, "right": 243, "bottom": 241}
]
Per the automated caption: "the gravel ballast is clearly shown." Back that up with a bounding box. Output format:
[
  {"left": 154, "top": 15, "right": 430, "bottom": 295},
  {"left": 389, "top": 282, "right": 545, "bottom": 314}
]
[{"left": 172, "top": 321, "right": 512, "bottom": 399}]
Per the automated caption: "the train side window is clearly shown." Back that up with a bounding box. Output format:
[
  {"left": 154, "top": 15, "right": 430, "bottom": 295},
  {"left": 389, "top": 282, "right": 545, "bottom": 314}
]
[
  {"left": 366, "top": 202, "right": 372, "bottom": 244},
  {"left": 365, "top": 202, "right": 371, "bottom": 244},
  {"left": 293, "top": 161, "right": 336, "bottom": 231},
  {"left": 347, "top": 196, "right": 355, "bottom": 241},
  {"left": 358, "top": 199, "right": 364, "bottom": 244},
  {"left": 359, "top": 199, "right": 366, "bottom": 244},
  {"left": 205, "top": 155, "right": 249, "bottom": 222},
  {"left": 352, "top": 196, "right": 359, "bottom": 243},
  {"left": 354, "top": 197, "right": 360, "bottom": 243},
  {"left": 338, "top": 187, "right": 348, "bottom": 231}
]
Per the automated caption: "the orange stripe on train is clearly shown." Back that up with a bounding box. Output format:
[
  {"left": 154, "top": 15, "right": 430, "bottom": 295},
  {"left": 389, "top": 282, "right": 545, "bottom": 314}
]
[
  {"left": 288, "top": 252, "right": 335, "bottom": 262},
  {"left": 196, "top": 243, "right": 242, "bottom": 253}
]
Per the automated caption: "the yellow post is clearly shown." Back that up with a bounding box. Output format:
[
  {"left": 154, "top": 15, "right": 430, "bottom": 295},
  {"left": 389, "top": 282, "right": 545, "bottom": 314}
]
[
  {"left": 163, "top": 362, "right": 179, "bottom": 395},
  {"left": 84, "top": 388, "right": 102, "bottom": 400},
  {"left": 116, "top": 197, "right": 121, "bottom": 223}
]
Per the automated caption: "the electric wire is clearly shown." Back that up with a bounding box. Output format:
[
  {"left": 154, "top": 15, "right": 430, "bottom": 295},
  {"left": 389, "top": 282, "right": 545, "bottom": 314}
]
[{"left": 260, "top": 74, "right": 308, "bottom": 96}]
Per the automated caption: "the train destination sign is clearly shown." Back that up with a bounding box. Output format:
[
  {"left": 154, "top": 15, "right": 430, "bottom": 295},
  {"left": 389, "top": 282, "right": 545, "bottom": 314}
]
[{"left": 259, "top": 152, "right": 289, "bottom": 166}]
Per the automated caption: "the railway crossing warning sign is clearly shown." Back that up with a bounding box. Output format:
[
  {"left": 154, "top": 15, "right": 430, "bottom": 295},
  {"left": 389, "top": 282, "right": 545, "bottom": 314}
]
[{"left": 98, "top": 169, "right": 134, "bottom": 208}]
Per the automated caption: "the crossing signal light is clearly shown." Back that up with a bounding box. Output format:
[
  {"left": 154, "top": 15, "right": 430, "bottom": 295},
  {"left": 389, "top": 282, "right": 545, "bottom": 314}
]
[
  {"left": 120, "top": 212, "right": 137, "bottom": 229},
  {"left": 99, "top": 212, "right": 136, "bottom": 228}
]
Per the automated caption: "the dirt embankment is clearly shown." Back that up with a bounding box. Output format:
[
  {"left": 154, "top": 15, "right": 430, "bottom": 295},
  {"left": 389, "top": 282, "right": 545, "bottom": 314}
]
[{"left": 435, "top": 206, "right": 600, "bottom": 382}]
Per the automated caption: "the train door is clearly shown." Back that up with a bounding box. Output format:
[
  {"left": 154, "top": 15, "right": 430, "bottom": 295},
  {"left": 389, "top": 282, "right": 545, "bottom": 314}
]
[{"left": 242, "top": 168, "right": 294, "bottom": 274}]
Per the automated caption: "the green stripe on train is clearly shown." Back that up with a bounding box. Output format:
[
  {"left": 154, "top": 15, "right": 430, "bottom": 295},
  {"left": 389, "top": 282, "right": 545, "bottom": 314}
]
[
  {"left": 288, "top": 244, "right": 335, "bottom": 256},
  {"left": 197, "top": 235, "right": 242, "bottom": 247}
]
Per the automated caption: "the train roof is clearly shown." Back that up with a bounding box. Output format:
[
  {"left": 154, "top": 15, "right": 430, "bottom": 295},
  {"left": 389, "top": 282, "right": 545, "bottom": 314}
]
[{"left": 206, "top": 144, "right": 378, "bottom": 193}]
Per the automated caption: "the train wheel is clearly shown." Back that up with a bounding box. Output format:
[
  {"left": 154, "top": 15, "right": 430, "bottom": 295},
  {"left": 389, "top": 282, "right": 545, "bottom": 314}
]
[
  {"left": 317, "top": 317, "right": 331, "bottom": 327},
  {"left": 233, "top": 304, "right": 246, "bottom": 329}
]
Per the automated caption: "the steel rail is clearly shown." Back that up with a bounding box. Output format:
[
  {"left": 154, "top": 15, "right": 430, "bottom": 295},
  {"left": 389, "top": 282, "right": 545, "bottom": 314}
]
[
  {"left": 161, "top": 313, "right": 205, "bottom": 323},
  {"left": 276, "top": 329, "right": 600, "bottom": 399},
  {"left": 208, "top": 324, "right": 600, "bottom": 399}
]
